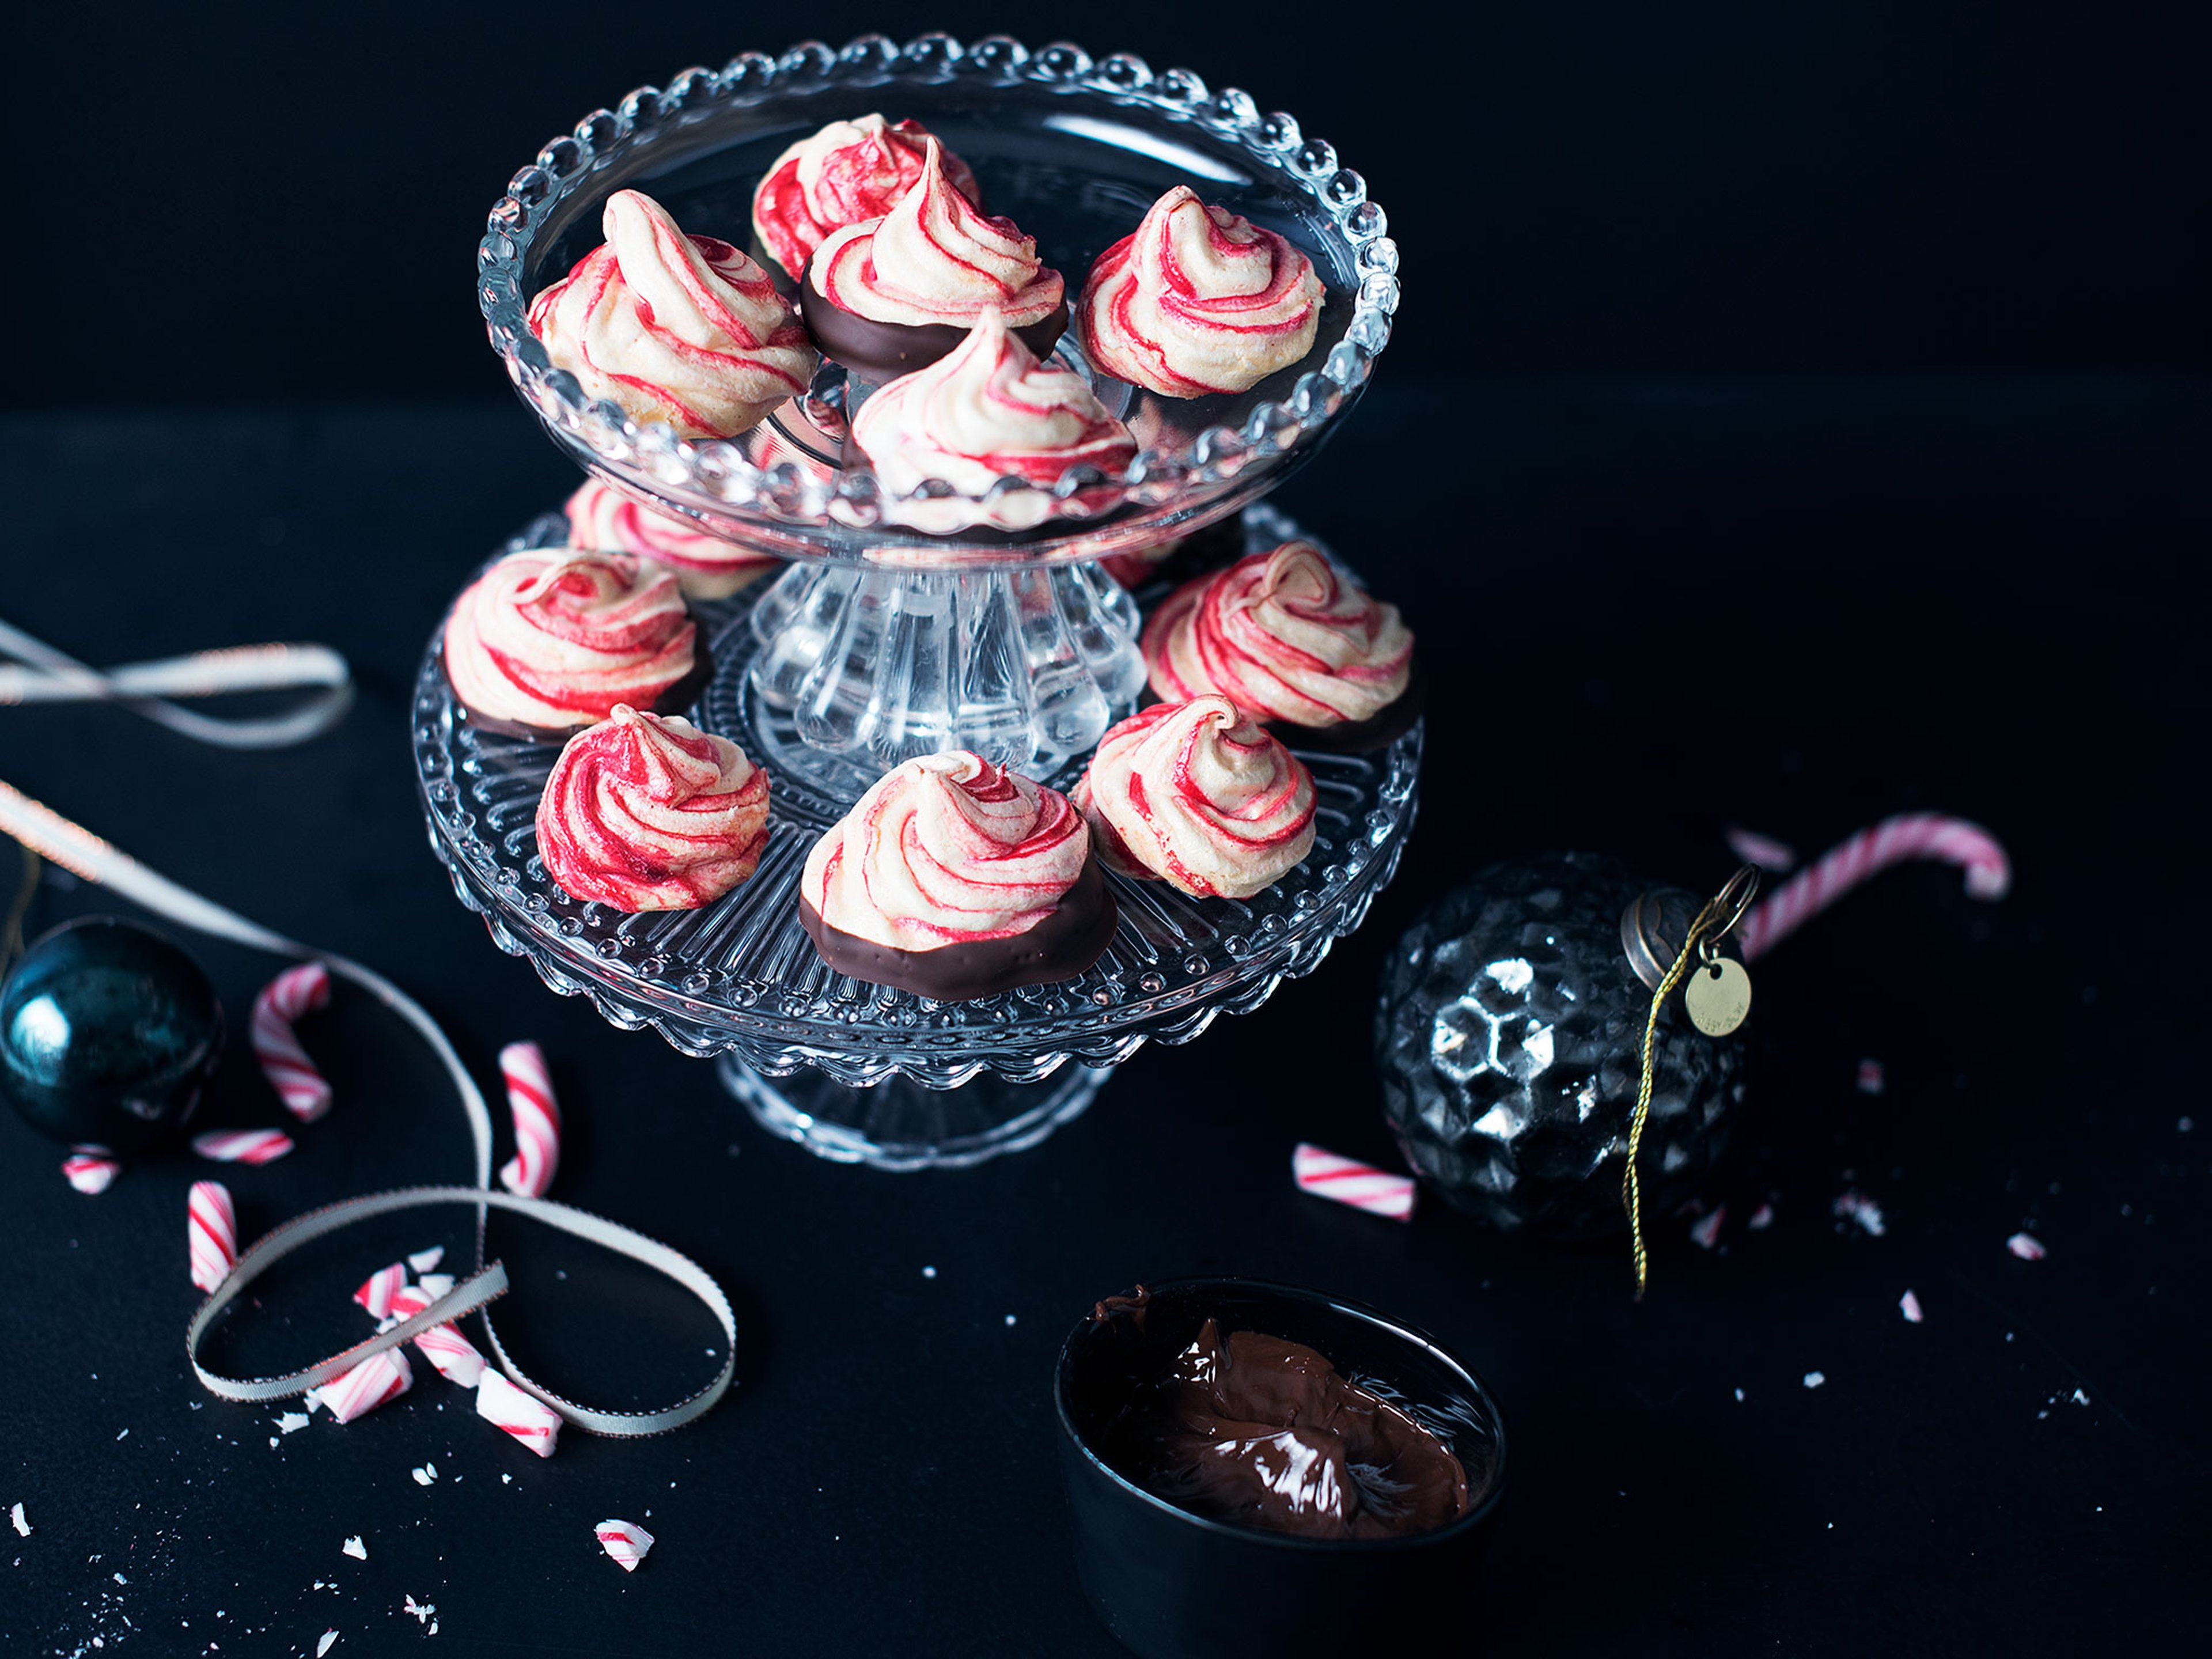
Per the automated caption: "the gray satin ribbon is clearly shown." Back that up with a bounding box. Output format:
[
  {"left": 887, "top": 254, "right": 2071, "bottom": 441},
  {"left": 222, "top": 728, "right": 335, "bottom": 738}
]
[{"left": 0, "top": 778, "right": 736, "bottom": 1438}]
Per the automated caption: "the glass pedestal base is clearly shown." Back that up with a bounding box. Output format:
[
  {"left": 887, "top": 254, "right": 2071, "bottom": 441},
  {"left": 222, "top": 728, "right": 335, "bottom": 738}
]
[{"left": 718, "top": 1057, "right": 1113, "bottom": 1171}]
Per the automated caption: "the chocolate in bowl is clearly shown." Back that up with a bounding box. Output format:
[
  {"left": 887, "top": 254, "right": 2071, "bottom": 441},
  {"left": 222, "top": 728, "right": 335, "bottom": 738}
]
[{"left": 1055, "top": 1278, "right": 1506, "bottom": 1659}]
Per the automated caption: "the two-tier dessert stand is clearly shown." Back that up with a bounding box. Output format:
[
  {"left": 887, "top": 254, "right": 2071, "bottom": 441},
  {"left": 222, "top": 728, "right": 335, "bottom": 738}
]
[{"left": 421, "top": 33, "right": 1412, "bottom": 1168}]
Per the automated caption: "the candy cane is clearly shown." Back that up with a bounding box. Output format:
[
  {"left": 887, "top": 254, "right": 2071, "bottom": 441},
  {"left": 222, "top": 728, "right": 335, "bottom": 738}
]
[
  {"left": 192, "top": 1128, "right": 295, "bottom": 1165},
  {"left": 188, "top": 1180, "right": 237, "bottom": 1292},
  {"left": 1291, "top": 1142, "right": 1416, "bottom": 1221},
  {"left": 595, "top": 1519, "right": 654, "bottom": 1572},
  {"left": 497, "top": 1042, "right": 560, "bottom": 1199},
  {"left": 385, "top": 1284, "right": 487, "bottom": 1389},
  {"left": 477, "top": 1370, "right": 562, "bottom": 1457},
  {"left": 252, "top": 963, "right": 334, "bottom": 1122},
  {"left": 62, "top": 1147, "right": 120, "bottom": 1195},
  {"left": 1736, "top": 814, "right": 2009, "bottom": 961},
  {"left": 315, "top": 1347, "right": 413, "bottom": 1423},
  {"left": 353, "top": 1263, "right": 408, "bottom": 1320}
]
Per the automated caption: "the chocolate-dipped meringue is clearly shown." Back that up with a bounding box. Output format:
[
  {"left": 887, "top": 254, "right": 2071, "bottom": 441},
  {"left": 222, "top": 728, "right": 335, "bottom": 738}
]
[
  {"left": 851, "top": 311, "right": 1135, "bottom": 535},
  {"left": 1074, "top": 695, "right": 1316, "bottom": 900},
  {"left": 801, "top": 139, "right": 1067, "bottom": 378},
  {"left": 535, "top": 706, "right": 769, "bottom": 911},
  {"left": 798, "top": 751, "right": 1115, "bottom": 999},
  {"left": 1077, "top": 185, "right": 1324, "bottom": 397},
  {"left": 444, "top": 547, "right": 698, "bottom": 736},
  {"left": 564, "top": 479, "right": 775, "bottom": 601},
  {"left": 751, "top": 115, "right": 980, "bottom": 282},
  {"left": 1143, "top": 541, "right": 1416, "bottom": 744},
  {"left": 528, "top": 190, "right": 815, "bottom": 438}
]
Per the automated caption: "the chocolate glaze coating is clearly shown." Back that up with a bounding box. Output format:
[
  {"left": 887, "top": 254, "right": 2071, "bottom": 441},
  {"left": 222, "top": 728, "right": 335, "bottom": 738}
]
[
  {"left": 445, "top": 637, "right": 715, "bottom": 744},
  {"left": 797, "top": 253, "right": 1070, "bottom": 380},
  {"left": 797, "top": 857, "right": 1118, "bottom": 1000},
  {"left": 1268, "top": 649, "right": 1427, "bottom": 756}
]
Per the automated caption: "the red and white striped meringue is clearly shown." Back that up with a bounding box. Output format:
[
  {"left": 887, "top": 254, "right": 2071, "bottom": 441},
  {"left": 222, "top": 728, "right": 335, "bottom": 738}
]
[
  {"left": 1077, "top": 186, "right": 1324, "bottom": 397},
  {"left": 809, "top": 138, "right": 1062, "bottom": 332},
  {"left": 563, "top": 479, "right": 775, "bottom": 600},
  {"left": 1143, "top": 543, "right": 1414, "bottom": 728},
  {"left": 853, "top": 312, "right": 1135, "bottom": 533},
  {"left": 1074, "top": 696, "right": 1316, "bottom": 899},
  {"left": 751, "top": 115, "right": 980, "bottom": 281},
  {"left": 528, "top": 190, "right": 814, "bottom": 438},
  {"left": 535, "top": 706, "right": 769, "bottom": 911},
  {"left": 801, "top": 750, "right": 1091, "bottom": 952},
  {"left": 444, "top": 547, "right": 695, "bottom": 731}
]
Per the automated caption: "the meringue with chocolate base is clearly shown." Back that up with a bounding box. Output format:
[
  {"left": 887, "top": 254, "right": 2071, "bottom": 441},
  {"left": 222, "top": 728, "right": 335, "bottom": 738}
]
[
  {"left": 751, "top": 115, "right": 980, "bottom": 282},
  {"left": 798, "top": 751, "right": 1115, "bottom": 999},
  {"left": 851, "top": 311, "right": 1135, "bottom": 535},
  {"left": 528, "top": 190, "right": 814, "bottom": 439},
  {"left": 1143, "top": 542, "right": 1414, "bottom": 731},
  {"left": 1074, "top": 696, "right": 1316, "bottom": 900},
  {"left": 804, "top": 139, "right": 1066, "bottom": 376},
  {"left": 444, "top": 548, "right": 696, "bottom": 733},
  {"left": 1077, "top": 186, "right": 1324, "bottom": 397},
  {"left": 535, "top": 707, "right": 769, "bottom": 911},
  {"left": 565, "top": 479, "right": 775, "bottom": 601}
]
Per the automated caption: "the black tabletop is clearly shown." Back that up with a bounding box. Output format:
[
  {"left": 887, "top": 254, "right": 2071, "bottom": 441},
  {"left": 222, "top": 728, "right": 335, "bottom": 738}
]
[{"left": 1, "top": 377, "right": 2205, "bottom": 1656}]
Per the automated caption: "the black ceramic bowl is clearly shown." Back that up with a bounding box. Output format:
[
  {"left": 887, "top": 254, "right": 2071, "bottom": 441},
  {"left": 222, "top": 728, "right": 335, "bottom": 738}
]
[{"left": 1055, "top": 1278, "right": 1507, "bottom": 1659}]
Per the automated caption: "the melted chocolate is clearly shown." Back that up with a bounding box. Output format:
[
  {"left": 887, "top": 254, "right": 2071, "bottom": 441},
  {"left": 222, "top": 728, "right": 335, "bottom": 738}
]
[
  {"left": 797, "top": 254, "right": 1070, "bottom": 380},
  {"left": 1105, "top": 1315, "right": 1469, "bottom": 1541},
  {"left": 797, "top": 857, "right": 1118, "bottom": 1000},
  {"left": 1267, "top": 648, "right": 1427, "bottom": 756}
]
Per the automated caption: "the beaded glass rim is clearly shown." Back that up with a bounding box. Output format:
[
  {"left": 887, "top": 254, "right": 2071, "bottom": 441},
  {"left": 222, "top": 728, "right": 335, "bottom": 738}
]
[{"left": 476, "top": 32, "right": 1400, "bottom": 545}]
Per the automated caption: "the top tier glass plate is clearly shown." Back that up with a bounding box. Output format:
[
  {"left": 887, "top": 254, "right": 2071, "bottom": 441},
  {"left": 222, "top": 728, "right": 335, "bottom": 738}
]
[{"left": 477, "top": 32, "right": 1400, "bottom": 568}]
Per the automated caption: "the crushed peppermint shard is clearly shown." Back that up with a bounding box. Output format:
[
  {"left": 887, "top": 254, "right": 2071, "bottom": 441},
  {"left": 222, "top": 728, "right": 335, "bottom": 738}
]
[
  {"left": 1747, "top": 1201, "right": 1775, "bottom": 1230},
  {"left": 318, "top": 1630, "right": 339, "bottom": 1657},
  {"left": 62, "top": 1146, "right": 120, "bottom": 1194},
  {"left": 2008, "top": 1232, "right": 2047, "bottom": 1261},
  {"left": 403, "top": 1594, "right": 435, "bottom": 1626},
  {"left": 187, "top": 1180, "right": 238, "bottom": 1292},
  {"left": 1833, "top": 1190, "right": 1887, "bottom": 1236},
  {"left": 316, "top": 1347, "right": 413, "bottom": 1424},
  {"left": 1690, "top": 1206, "right": 1726, "bottom": 1249},
  {"left": 353, "top": 1263, "right": 409, "bottom": 1320},
  {"left": 497, "top": 1041, "right": 562, "bottom": 1199},
  {"left": 477, "top": 1370, "right": 562, "bottom": 1458},
  {"left": 341, "top": 1536, "right": 367, "bottom": 1560},
  {"left": 191, "top": 1127, "right": 295, "bottom": 1165},
  {"left": 1900, "top": 1289, "right": 1925, "bottom": 1323},
  {"left": 252, "top": 961, "right": 335, "bottom": 1121},
  {"left": 383, "top": 1284, "right": 487, "bottom": 1388},
  {"left": 1291, "top": 1142, "right": 1416, "bottom": 1221},
  {"left": 1724, "top": 825, "right": 1798, "bottom": 872},
  {"left": 1855, "top": 1058, "right": 1886, "bottom": 1095},
  {"left": 276, "top": 1411, "right": 310, "bottom": 1434},
  {"left": 406, "top": 1246, "right": 445, "bottom": 1274},
  {"left": 1804, "top": 1371, "right": 1827, "bottom": 1389},
  {"left": 596, "top": 1518, "right": 654, "bottom": 1573},
  {"left": 10, "top": 1501, "right": 28, "bottom": 1536}
]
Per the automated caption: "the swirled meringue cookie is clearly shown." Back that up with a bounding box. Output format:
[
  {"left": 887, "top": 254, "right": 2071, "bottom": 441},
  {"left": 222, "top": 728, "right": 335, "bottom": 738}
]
[
  {"left": 751, "top": 115, "right": 981, "bottom": 281},
  {"left": 444, "top": 548, "right": 698, "bottom": 736},
  {"left": 852, "top": 311, "right": 1136, "bottom": 535},
  {"left": 1077, "top": 186, "right": 1324, "bottom": 397},
  {"left": 564, "top": 479, "right": 775, "bottom": 600},
  {"left": 528, "top": 190, "right": 815, "bottom": 438},
  {"left": 535, "top": 707, "right": 770, "bottom": 911},
  {"left": 802, "top": 139, "right": 1067, "bottom": 378},
  {"left": 798, "top": 751, "right": 1116, "bottom": 999},
  {"left": 1073, "top": 696, "right": 1316, "bottom": 900},
  {"left": 1143, "top": 542, "right": 1417, "bottom": 745}
]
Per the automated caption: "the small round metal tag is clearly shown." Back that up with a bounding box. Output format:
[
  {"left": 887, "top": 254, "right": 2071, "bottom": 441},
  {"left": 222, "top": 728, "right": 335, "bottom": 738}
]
[{"left": 1684, "top": 957, "right": 1752, "bottom": 1036}]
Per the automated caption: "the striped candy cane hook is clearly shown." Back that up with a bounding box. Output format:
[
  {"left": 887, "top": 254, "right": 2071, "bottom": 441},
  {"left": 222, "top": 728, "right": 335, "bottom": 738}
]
[{"left": 1736, "top": 813, "right": 2010, "bottom": 961}]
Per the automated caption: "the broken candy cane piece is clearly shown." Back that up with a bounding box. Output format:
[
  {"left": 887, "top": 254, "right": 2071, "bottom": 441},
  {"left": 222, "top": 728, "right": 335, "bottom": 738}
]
[
  {"left": 188, "top": 1180, "right": 237, "bottom": 1292},
  {"left": 596, "top": 1518, "right": 654, "bottom": 1572},
  {"left": 1690, "top": 1205, "right": 1726, "bottom": 1249},
  {"left": 10, "top": 1502, "right": 28, "bottom": 1536},
  {"left": 341, "top": 1536, "right": 367, "bottom": 1560},
  {"left": 318, "top": 1630, "right": 339, "bottom": 1657},
  {"left": 1899, "top": 1289, "right": 1924, "bottom": 1323},
  {"left": 251, "top": 961, "right": 334, "bottom": 1121},
  {"left": 2006, "top": 1232, "right": 2046, "bottom": 1261},
  {"left": 353, "top": 1263, "right": 408, "bottom": 1320},
  {"left": 1291, "top": 1142, "right": 1415, "bottom": 1221},
  {"left": 497, "top": 1041, "right": 561, "bottom": 1199},
  {"left": 406, "top": 1246, "right": 445, "bottom": 1274},
  {"left": 63, "top": 1146, "right": 120, "bottom": 1195},
  {"left": 476, "top": 1370, "right": 562, "bottom": 1457},
  {"left": 192, "top": 1127, "right": 295, "bottom": 1165},
  {"left": 382, "top": 1283, "right": 487, "bottom": 1389},
  {"left": 316, "top": 1347, "right": 413, "bottom": 1423}
]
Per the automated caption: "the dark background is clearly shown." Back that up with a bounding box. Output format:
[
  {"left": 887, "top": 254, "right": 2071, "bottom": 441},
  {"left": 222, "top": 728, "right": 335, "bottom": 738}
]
[
  {"left": 8, "top": 0, "right": 2210, "bottom": 405},
  {"left": 3, "top": 6, "right": 2209, "bottom": 1658}
]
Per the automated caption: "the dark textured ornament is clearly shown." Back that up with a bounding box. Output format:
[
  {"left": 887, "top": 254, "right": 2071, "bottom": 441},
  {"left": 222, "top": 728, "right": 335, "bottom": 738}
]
[
  {"left": 1374, "top": 852, "right": 1747, "bottom": 1238},
  {"left": 1, "top": 917, "right": 224, "bottom": 1154}
]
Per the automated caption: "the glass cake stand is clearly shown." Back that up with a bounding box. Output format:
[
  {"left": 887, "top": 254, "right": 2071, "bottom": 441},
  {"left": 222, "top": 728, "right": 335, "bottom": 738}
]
[{"left": 431, "top": 34, "right": 1415, "bottom": 1166}]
